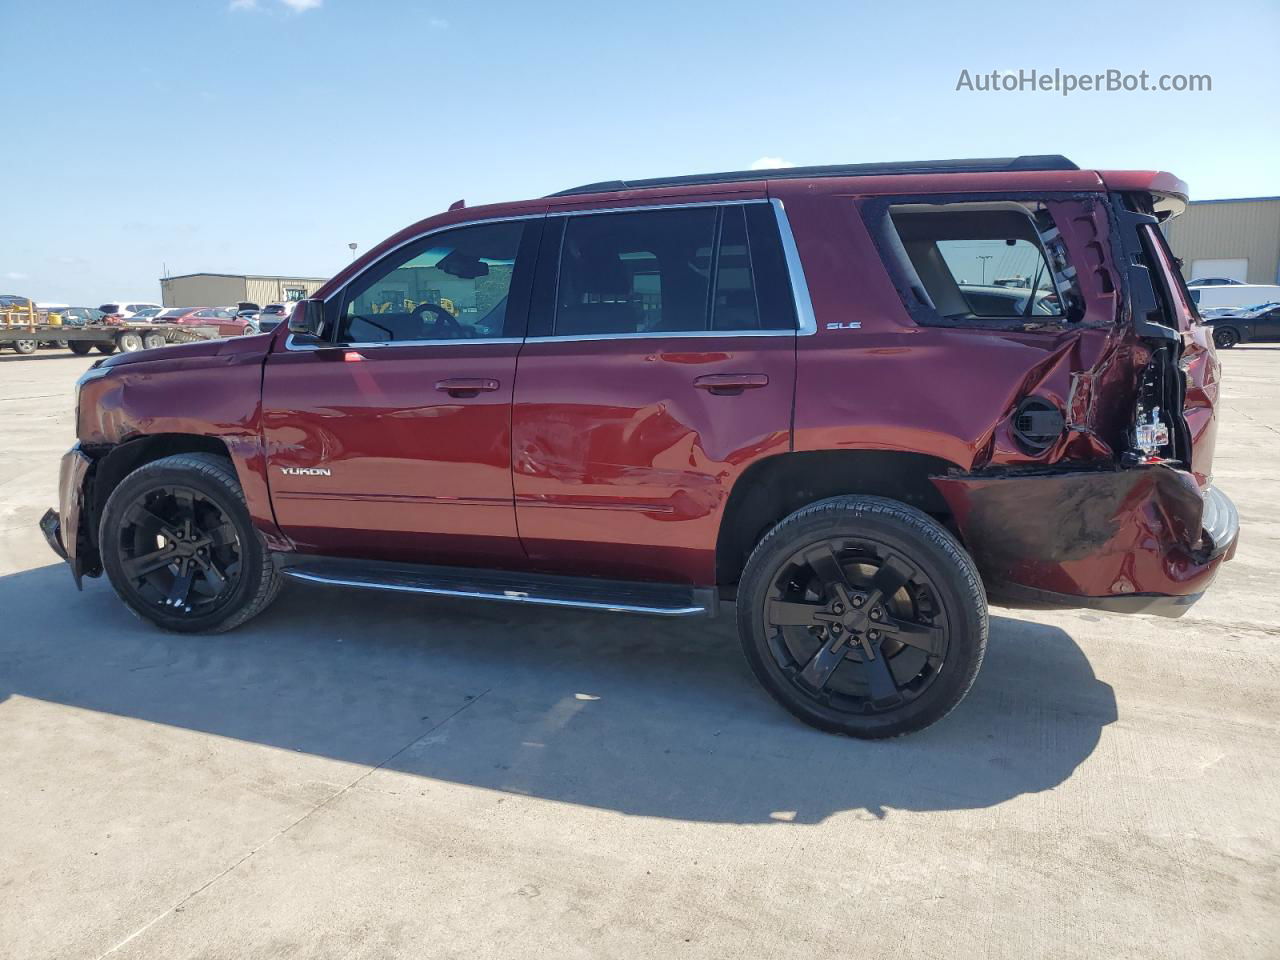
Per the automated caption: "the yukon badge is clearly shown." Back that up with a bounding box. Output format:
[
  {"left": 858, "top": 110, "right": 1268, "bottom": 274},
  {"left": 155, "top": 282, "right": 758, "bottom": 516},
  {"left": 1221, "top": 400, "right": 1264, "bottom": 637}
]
[{"left": 280, "top": 466, "right": 332, "bottom": 477}]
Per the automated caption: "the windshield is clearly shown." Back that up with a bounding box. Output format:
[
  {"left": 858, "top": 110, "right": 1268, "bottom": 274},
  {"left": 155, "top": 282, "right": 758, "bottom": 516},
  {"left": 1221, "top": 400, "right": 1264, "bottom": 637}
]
[{"left": 99, "top": 304, "right": 120, "bottom": 313}]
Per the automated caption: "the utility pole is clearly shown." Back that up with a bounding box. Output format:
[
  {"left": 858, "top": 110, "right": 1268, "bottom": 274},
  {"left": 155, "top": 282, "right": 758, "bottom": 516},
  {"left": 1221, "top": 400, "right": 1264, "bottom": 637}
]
[{"left": 978, "top": 255, "right": 993, "bottom": 284}]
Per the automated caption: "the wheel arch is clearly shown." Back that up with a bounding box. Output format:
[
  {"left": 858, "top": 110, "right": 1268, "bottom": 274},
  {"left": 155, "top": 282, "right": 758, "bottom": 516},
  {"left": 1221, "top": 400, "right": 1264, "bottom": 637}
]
[
  {"left": 715, "top": 449, "right": 962, "bottom": 587},
  {"left": 86, "top": 434, "right": 236, "bottom": 555}
]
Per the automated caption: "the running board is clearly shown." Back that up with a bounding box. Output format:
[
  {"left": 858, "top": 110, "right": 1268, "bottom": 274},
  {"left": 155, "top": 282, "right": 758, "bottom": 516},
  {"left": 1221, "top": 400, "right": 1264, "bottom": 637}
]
[{"left": 278, "top": 558, "right": 719, "bottom": 619}]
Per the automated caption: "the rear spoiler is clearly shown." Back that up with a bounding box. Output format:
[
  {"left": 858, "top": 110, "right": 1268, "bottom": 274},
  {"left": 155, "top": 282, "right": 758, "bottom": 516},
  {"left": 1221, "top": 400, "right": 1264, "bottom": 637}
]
[{"left": 1098, "top": 170, "right": 1189, "bottom": 219}]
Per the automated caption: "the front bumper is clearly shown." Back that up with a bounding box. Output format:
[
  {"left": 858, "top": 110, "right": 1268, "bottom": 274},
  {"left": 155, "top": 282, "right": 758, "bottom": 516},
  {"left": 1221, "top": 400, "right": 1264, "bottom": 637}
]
[
  {"left": 933, "top": 464, "right": 1239, "bottom": 618},
  {"left": 39, "top": 444, "right": 95, "bottom": 589}
]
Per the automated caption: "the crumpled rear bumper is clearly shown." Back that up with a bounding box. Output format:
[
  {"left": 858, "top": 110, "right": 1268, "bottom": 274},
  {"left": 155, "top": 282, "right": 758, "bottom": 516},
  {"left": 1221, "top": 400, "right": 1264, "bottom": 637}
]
[
  {"left": 39, "top": 444, "right": 95, "bottom": 589},
  {"left": 932, "top": 464, "right": 1239, "bottom": 618}
]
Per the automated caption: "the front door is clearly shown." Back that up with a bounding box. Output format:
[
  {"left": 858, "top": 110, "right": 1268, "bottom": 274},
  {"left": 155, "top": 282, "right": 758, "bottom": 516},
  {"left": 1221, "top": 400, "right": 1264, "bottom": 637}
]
[
  {"left": 261, "top": 217, "right": 540, "bottom": 566},
  {"left": 511, "top": 202, "right": 799, "bottom": 585}
]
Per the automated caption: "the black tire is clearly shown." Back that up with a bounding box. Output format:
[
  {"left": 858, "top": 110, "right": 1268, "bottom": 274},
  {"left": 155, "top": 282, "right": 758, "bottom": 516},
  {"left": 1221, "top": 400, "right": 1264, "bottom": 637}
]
[
  {"left": 116, "top": 331, "right": 144, "bottom": 352},
  {"left": 1213, "top": 327, "right": 1240, "bottom": 349},
  {"left": 737, "top": 496, "right": 987, "bottom": 739},
  {"left": 95, "top": 343, "right": 117, "bottom": 354},
  {"left": 12, "top": 339, "right": 38, "bottom": 355},
  {"left": 142, "top": 333, "right": 167, "bottom": 350},
  {"left": 68, "top": 341, "right": 95, "bottom": 355},
  {"left": 99, "top": 453, "right": 282, "bottom": 633}
]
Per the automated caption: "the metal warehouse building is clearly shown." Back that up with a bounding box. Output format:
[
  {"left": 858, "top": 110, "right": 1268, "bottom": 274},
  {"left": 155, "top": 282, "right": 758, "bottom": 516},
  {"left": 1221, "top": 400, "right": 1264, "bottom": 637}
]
[
  {"left": 159, "top": 273, "right": 329, "bottom": 308},
  {"left": 1163, "top": 197, "right": 1280, "bottom": 285}
]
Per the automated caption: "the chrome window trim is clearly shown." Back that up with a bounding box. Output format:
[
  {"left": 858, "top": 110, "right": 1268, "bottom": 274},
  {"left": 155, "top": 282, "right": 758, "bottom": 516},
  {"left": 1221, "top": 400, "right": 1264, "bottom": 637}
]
[
  {"left": 527, "top": 329, "right": 796, "bottom": 345},
  {"left": 285, "top": 334, "right": 525, "bottom": 351},
  {"left": 284, "top": 199, "right": 819, "bottom": 351},
  {"left": 769, "top": 198, "right": 818, "bottom": 336}
]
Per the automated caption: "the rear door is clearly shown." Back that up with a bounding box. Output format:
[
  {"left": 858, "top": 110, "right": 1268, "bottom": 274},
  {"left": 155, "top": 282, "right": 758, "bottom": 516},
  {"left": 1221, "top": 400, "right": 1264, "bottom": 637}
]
[
  {"left": 510, "top": 201, "right": 800, "bottom": 585},
  {"left": 261, "top": 216, "right": 542, "bottom": 565}
]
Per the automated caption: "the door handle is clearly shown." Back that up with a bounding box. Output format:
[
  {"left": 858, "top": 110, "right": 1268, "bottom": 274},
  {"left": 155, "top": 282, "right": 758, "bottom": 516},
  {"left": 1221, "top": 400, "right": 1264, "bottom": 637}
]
[
  {"left": 693, "top": 373, "right": 769, "bottom": 396},
  {"left": 435, "top": 378, "right": 500, "bottom": 398}
]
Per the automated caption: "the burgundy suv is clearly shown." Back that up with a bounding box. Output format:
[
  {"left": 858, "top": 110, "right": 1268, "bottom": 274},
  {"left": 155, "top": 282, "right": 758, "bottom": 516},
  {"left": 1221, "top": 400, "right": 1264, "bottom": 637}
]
[{"left": 41, "top": 155, "right": 1238, "bottom": 738}]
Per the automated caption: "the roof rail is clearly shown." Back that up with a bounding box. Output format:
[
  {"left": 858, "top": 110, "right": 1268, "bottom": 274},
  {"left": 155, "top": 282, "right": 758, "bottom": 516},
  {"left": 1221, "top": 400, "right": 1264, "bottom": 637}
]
[{"left": 548, "top": 155, "right": 1079, "bottom": 198}]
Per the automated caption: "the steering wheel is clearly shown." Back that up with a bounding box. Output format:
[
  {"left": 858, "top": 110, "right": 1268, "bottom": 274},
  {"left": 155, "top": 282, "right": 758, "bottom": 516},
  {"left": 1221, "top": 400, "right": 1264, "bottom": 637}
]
[{"left": 411, "top": 302, "right": 468, "bottom": 338}]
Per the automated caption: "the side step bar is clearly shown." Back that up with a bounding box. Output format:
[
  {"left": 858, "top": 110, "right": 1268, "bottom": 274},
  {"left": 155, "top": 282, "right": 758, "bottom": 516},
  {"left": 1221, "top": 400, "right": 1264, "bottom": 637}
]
[{"left": 277, "top": 557, "right": 719, "bottom": 619}]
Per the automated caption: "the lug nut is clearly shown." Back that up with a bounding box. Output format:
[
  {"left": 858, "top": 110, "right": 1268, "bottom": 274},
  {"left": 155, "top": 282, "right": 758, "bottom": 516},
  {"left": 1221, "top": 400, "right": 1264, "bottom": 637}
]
[
  {"left": 870, "top": 608, "right": 881, "bottom": 620},
  {"left": 833, "top": 603, "right": 844, "bottom": 614},
  {"left": 853, "top": 596, "right": 864, "bottom": 607},
  {"left": 868, "top": 630, "right": 880, "bottom": 641},
  {"left": 832, "top": 623, "right": 842, "bottom": 634}
]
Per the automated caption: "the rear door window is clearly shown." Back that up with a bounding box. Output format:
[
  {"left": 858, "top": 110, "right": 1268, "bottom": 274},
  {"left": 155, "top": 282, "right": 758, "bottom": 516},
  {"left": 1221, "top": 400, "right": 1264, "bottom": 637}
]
[{"left": 543, "top": 203, "right": 796, "bottom": 338}]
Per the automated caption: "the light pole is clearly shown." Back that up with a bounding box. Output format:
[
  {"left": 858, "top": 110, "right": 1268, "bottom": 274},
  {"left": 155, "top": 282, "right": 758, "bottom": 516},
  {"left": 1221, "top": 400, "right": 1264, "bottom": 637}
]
[
  {"left": 348, "top": 242, "right": 358, "bottom": 262},
  {"left": 978, "top": 255, "right": 993, "bottom": 284}
]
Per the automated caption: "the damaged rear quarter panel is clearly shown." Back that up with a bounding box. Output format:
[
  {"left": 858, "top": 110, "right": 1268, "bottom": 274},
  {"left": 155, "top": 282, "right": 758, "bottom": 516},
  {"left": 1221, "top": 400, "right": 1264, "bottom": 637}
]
[{"left": 931, "top": 464, "right": 1217, "bottom": 599}]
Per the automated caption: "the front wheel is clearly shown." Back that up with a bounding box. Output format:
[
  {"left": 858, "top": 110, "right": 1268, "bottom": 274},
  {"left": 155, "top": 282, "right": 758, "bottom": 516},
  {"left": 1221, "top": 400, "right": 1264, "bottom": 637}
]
[
  {"left": 68, "top": 341, "right": 95, "bottom": 355},
  {"left": 1213, "top": 327, "right": 1240, "bottom": 349},
  {"left": 99, "top": 453, "right": 282, "bottom": 633},
  {"left": 737, "top": 496, "right": 987, "bottom": 739},
  {"left": 95, "top": 342, "right": 117, "bottom": 354},
  {"left": 12, "top": 339, "right": 38, "bottom": 355}
]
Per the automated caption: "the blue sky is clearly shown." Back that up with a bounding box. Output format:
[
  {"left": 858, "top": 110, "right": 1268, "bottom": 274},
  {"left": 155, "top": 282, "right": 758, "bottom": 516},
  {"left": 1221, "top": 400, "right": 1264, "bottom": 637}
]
[{"left": 2, "top": 0, "right": 1277, "bottom": 305}]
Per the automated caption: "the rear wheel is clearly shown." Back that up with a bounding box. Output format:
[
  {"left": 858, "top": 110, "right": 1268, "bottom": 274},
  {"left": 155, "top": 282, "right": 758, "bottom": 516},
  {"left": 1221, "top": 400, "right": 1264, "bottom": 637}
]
[
  {"left": 95, "top": 342, "right": 117, "bottom": 354},
  {"left": 116, "top": 331, "right": 144, "bottom": 352},
  {"left": 68, "top": 341, "right": 95, "bottom": 355},
  {"left": 737, "top": 496, "right": 987, "bottom": 739},
  {"left": 99, "top": 453, "right": 282, "bottom": 633},
  {"left": 142, "top": 333, "right": 167, "bottom": 350},
  {"left": 12, "top": 339, "right": 37, "bottom": 355}
]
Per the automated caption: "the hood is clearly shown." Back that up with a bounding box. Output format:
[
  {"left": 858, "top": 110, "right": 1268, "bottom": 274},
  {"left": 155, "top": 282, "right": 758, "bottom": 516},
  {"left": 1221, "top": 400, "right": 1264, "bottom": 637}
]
[{"left": 96, "top": 332, "right": 273, "bottom": 371}]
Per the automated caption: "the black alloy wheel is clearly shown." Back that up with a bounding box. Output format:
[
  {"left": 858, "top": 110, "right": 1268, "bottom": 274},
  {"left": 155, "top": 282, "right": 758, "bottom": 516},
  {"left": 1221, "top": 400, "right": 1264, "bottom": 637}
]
[
  {"left": 113, "top": 484, "right": 243, "bottom": 619},
  {"left": 763, "top": 538, "right": 949, "bottom": 713},
  {"left": 1213, "top": 327, "right": 1240, "bottom": 349},
  {"left": 738, "top": 496, "right": 987, "bottom": 738},
  {"left": 100, "top": 453, "right": 281, "bottom": 633}
]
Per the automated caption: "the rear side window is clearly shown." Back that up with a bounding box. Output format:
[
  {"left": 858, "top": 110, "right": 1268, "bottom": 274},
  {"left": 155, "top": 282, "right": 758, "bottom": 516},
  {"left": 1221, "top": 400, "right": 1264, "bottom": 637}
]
[
  {"left": 865, "top": 199, "right": 1084, "bottom": 328},
  {"left": 99, "top": 303, "right": 120, "bottom": 313},
  {"left": 545, "top": 203, "right": 796, "bottom": 337}
]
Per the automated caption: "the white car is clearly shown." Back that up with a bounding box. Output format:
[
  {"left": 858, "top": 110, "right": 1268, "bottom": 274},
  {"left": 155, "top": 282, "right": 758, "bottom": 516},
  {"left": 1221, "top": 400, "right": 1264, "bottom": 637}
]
[{"left": 98, "top": 301, "right": 161, "bottom": 321}]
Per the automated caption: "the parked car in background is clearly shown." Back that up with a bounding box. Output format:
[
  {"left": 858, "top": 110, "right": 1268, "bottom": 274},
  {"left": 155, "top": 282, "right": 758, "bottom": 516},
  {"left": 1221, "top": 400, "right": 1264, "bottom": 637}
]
[
  {"left": 255, "top": 302, "right": 296, "bottom": 332},
  {"left": 130, "top": 307, "right": 164, "bottom": 321},
  {"left": 43, "top": 155, "right": 1238, "bottom": 740},
  {"left": 98, "top": 301, "right": 161, "bottom": 323},
  {"left": 154, "top": 306, "right": 256, "bottom": 338},
  {"left": 1187, "top": 277, "right": 1243, "bottom": 287},
  {"left": 1188, "top": 283, "right": 1280, "bottom": 312},
  {"left": 1204, "top": 302, "right": 1280, "bottom": 348}
]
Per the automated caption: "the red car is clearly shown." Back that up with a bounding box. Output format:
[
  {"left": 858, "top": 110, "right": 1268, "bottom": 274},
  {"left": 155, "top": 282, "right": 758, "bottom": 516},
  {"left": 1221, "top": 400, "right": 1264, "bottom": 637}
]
[
  {"left": 154, "top": 306, "right": 255, "bottom": 338},
  {"left": 41, "top": 155, "right": 1238, "bottom": 738}
]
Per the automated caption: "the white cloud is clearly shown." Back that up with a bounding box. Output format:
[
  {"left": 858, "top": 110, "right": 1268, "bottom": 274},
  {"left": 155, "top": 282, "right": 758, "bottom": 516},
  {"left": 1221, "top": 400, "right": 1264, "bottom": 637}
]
[
  {"left": 4, "top": 271, "right": 28, "bottom": 281},
  {"left": 749, "top": 156, "right": 796, "bottom": 170},
  {"left": 230, "top": 0, "right": 323, "bottom": 11}
]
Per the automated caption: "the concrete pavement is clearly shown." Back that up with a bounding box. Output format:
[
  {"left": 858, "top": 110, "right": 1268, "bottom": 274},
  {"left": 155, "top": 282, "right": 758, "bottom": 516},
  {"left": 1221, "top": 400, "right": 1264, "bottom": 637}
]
[{"left": 1, "top": 347, "right": 1277, "bottom": 959}]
